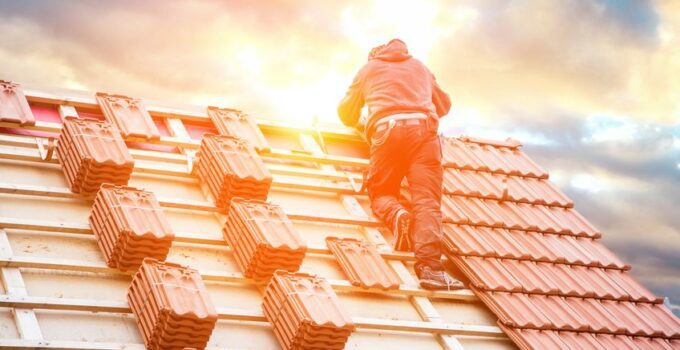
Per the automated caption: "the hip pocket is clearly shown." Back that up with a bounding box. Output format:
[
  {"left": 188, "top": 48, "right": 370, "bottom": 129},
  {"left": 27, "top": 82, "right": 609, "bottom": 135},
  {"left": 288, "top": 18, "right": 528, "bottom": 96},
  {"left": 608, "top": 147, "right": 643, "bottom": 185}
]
[{"left": 371, "top": 124, "right": 393, "bottom": 147}]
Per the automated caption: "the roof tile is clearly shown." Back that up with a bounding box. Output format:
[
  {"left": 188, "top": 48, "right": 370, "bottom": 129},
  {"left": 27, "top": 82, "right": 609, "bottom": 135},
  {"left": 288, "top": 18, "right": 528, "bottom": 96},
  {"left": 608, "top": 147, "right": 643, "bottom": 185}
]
[
  {"left": 127, "top": 259, "right": 217, "bottom": 349},
  {"left": 556, "top": 330, "right": 607, "bottom": 350},
  {"left": 450, "top": 256, "right": 522, "bottom": 292},
  {"left": 497, "top": 324, "right": 571, "bottom": 350},
  {"left": 207, "top": 106, "right": 270, "bottom": 152},
  {"left": 326, "top": 237, "right": 401, "bottom": 290},
  {"left": 476, "top": 290, "right": 552, "bottom": 329},
  {"left": 442, "top": 168, "right": 502, "bottom": 198},
  {"left": 224, "top": 198, "right": 306, "bottom": 281},
  {"left": 196, "top": 134, "right": 272, "bottom": 208},
  {"left": 89, "top": 184, "right": 174, "bottom": 271},
  {"left": 262, "top": 271, "right": 354, "bottom": 350},
  {"left": 57, "top": 116, "right": 134, "bottom": 195},
  {"left": 593, "top": 334, "right": 646, "bottom": 350},
  {"left": 0, "top": 80, "right": 35, "bottom": 126},
  {"left": 442, "top": 137, "right": 551, "bottom": 178},
  {"left": 96, "top": 92, "right": 160, "bottom": 140}
]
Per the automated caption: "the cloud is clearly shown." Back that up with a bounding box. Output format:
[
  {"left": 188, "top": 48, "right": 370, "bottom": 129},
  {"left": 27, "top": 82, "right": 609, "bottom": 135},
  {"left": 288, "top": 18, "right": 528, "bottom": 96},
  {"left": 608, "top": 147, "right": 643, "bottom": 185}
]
[{"left": 0, "top": 0, "right": 679, "bottom": 306}]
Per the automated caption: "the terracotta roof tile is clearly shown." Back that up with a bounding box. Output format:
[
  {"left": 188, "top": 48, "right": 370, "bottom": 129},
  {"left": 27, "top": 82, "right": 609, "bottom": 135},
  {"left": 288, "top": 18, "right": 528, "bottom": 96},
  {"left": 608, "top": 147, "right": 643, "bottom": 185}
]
[
  {"left": 440, "top": 135, "right": 679, "bottom": 347},
  {"left": 127, "top": 259, "right": 217, "bottom": 350},
  {"left": 498, "top": 325, "right": 572, "bottom": 350},
  {"left": 96, "top": 92, "right": 160, "bottom": 140},
  {"left": 262, "top": 271, "right": 354, "bottom": 350},
  {"left": 89, "top": 184, "right": 174, "bottom": 271},
  {"left": 196, "top": 134, "right": 272, "bottom": 208},
  {"left": 326, "top": 237, "right": 401, "bottom": 290},
  {"left": 223, "top": 198, "right": 306, "bottom": 281},
  {"left": 208, "top": 106, "right": 270, "bottom": 152},
  {"left": 450, "top": 255, "right": 521, "bottom": 292},
  {"left": 0, "top": 80, "right": 34, "bottom": 126},
  {"left": 57, "top": 116, "right": 134, "bottom": 195},
  {"left": 441, "top": 137, "right": 548, "bottom": 178}
]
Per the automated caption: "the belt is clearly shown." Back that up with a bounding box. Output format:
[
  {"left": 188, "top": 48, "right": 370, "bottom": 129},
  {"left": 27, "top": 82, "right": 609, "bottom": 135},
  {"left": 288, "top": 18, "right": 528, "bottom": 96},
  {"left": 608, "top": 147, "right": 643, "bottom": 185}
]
[{"left": 374, "top": 118, "right": 426, "bottom": 133}]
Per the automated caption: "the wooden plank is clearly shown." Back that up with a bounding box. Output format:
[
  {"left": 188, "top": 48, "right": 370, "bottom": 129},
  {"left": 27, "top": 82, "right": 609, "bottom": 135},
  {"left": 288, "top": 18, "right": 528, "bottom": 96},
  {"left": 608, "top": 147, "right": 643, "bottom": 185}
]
[
  {"left": 0, "top": 182, "right": 379, "bottom": 227},
  {"left": 24, "top": 87, "right": 364, "bottom": 141},
  {"left": 0, "top": 230, "right": 43, "bottom": 340},
  {"left": 0, "top": 294, "right": 503, "bottom": 337},
  {"left": 0, "top": 255, "right": 475, "bottom": 301},
  {"left": 0, "top": 121, "right": 368, "bottom": 168}
]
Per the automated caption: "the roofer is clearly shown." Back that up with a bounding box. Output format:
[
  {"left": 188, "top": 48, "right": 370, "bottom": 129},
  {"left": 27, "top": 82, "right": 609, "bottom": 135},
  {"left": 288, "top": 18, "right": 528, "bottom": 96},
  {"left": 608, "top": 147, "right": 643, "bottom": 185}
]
[{"left": 338, "top": 39, "right": 465, "bottom": 291}]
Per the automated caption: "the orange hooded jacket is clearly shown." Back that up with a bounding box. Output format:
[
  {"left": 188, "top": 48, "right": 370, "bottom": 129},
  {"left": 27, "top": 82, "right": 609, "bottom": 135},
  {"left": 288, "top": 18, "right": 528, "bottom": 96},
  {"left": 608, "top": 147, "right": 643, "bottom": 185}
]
[{"left": 338, "top": 39, "right": 451, "bottom": 137}]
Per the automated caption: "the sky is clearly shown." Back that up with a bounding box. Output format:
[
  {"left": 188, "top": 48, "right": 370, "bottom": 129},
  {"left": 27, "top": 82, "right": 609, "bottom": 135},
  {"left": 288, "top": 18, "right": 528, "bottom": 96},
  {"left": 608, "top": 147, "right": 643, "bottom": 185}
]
[{"left": 0, "top": 0, "right": 678, "bottom": 314}]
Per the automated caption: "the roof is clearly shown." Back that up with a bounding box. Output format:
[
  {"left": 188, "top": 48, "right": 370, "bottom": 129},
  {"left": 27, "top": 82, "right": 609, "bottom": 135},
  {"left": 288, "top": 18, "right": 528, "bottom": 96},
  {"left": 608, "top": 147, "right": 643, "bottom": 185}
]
[{"left": 0, "top": 80, "right": 678, "bottom": 349}]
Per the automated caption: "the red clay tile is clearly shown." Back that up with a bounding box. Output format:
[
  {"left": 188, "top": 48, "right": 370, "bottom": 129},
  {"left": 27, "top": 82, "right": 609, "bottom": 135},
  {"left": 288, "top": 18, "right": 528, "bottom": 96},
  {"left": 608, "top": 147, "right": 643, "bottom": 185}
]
[
  {"left": 0, "top": 80, "right": 35, "bottom": 126},
  {"left": 442, "top": 196, "right": 499, "bottom": 226},
  {"left": 442, "top": 168, "right": 503, "bottom": 198},
  {"left": 262, "top": 271, "right": 354, "bottom": 350},
  {"left": 326, "top": 237, "right": 401, "bottom": 290},
  {"left": 497, "top": 324, "right": 570, "bottom": 350},
  {"left": 475, "top": 290, "right": 551, "bottom": 329},
  {"left": 441, "top": 137, "right": 487, "bottom": 171},
  {"left": 96, "top": 92, "right": 160, "bottom": 140},
  {"left": 509, "top": 231, "right": 565, "bottom": 263},
  {"left": 593, "top": 334, "right": 645, "bottom": 350},
  {"left": 564, "top": 297, "right": 626, "bottom": 333},
  {"left": 506, "top": 176, "right": 573, "bottom": 208},
  {"left": 223, "top": 198, "right": 306, "bottom": 281},
  {"left": 127, "top": 259, "right": 217, "bottom": 350},
  {"left": 89, "top": 184, "right": 174, "bottom": 271},
  {"left": 442, "top": 224, "right": 496, "bottom": 257},
  {"left": 501, "top": 259, "right": 560, "bottom": 295},
  {"left": 57, "top": 117, "right": 134, "bottom": 196},
  {"left": 208, "top": 106, "right": 270, "bottom": 152},
  {"left": 527, "top": 294, "right": 589, "bottom": 331},
  {"left": 606, "top": 269, "right": 661, "bottom": 303},
  {"left": 557, "top": 330, "right": 608, "bottom": 350},
  {"left": 196, "top": 134, "right": 272, "bottom": 208},
  {"left": 449, "top": 256, "right": 520, "bottom": 292}
]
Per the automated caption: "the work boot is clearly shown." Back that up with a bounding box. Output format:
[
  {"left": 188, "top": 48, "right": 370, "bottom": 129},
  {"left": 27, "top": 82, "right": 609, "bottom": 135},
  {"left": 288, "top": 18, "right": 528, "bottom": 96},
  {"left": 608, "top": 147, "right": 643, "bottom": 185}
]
[
  {"left": 392, "top": 210, "right": 412, "bottom": 252},
  {"left": 416, "top": 266, "right": 465, "bottom": 291}
]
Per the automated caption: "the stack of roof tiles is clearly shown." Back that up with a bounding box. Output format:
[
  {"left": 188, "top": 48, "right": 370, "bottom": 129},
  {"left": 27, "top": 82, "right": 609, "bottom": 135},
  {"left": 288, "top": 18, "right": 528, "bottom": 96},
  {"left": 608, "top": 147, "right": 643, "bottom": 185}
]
[
  {"left": 196, "top": 134, "right": 272, "bottom": 209},
  {"left": 57, "top": 116, "right": 134, "bottom": 196},
  {"left": 263, "top": 271, "right": 355, "bottom": 350},
  {"left": 207, "top": 106, "right": 270, "bottom": 152},
  {"left": 440, "top": 136, "right": 680, "bottom": 349},
  {"left": 0, "top": 79, "right": 35, "bottom": 126},
  {"left": 96, "top": 92, "right": 161, "bottom": 140},
  {"left": 89, "top": 184, "right": 174, "bottom": 271},
  {"left": 223, "top": 198, "right": 306, "bottom": 281},
  {"left": 326, "top": 237, "right": 400, "bottom": 290},
  {"left": 128, "top": 259, "right": 217, "bottom": 350}
]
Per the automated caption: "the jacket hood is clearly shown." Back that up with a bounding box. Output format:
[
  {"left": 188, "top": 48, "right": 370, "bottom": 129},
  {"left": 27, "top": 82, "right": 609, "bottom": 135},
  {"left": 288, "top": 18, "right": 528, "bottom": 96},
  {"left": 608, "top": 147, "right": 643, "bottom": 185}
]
[{"left": 368, "top": 39, "right": 411, "bottom": 62}]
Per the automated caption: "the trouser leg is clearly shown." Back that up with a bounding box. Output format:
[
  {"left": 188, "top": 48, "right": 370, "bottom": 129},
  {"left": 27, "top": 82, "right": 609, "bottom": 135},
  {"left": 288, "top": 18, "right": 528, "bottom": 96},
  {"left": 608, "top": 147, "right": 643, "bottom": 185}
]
[
  {"left": 367, "top": 126, "right": 407, "bottom": 230},
  {"left": 406, "top": 125, "right": 444, "bottom": 271}
]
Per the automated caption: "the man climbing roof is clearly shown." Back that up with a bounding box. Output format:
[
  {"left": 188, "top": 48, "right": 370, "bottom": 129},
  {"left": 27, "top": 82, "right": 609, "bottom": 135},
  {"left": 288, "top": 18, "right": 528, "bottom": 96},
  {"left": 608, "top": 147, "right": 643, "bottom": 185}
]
[{"left": 338, "top": 39, "right": 464, "bottom": 291}]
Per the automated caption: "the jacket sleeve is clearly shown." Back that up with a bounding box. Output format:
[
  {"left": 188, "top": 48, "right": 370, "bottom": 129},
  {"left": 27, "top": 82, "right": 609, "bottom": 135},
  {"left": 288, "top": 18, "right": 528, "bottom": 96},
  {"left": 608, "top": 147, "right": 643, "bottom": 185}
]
[
  {"left": 337, "top": 67, "right": 365, "bottom": 127},
  {"left": 431, "top": 74, "right": 451, "bottom": 117}
]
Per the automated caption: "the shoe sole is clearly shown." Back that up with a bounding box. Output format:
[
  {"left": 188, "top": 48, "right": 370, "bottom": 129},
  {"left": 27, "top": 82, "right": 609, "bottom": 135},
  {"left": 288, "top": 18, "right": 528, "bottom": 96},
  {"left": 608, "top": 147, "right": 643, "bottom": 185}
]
[
  {"left": 393, "top": 213, "right": 412, "bottom": 252},
  {"left": 419, "top": 280, "right": 466, "bottom": 291}
]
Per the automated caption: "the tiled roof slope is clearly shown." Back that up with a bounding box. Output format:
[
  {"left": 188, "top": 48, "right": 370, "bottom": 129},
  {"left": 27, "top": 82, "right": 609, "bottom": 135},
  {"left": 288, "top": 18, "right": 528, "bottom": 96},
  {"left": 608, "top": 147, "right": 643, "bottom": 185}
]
[{"left": 439, "top": 137, "right": 680, "bottom": 349}]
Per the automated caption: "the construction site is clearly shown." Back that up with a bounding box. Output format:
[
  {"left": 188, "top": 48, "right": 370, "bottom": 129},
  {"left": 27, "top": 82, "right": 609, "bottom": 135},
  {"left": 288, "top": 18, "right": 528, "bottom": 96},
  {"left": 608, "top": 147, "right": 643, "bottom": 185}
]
[{"left": 0, "top": 80, "right": 679, "bottom": 350}]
